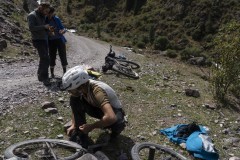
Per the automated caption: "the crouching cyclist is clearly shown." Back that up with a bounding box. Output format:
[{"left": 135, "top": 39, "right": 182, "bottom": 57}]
[{"left": 61, "top": 66, "right": 126, "bottom": 148}]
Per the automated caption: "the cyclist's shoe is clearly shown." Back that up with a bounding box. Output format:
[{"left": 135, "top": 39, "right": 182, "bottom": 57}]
[{"left": 69, "top": 131, "right": 89, "bottom": 149}]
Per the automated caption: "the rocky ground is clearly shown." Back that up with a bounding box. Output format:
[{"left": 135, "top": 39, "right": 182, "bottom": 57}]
[
  {"left": 0, "top": 32, "right": 129, "bottom": 115},
  {"left": 0, "top": 1, "right": 239, "bottom": 159}
]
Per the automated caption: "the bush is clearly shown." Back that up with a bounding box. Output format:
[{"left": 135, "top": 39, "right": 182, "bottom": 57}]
[
  {"left": 136, "top": 41, "right": 146, "bottom": 49},
  {"left": 180, "top": 47, "right": 202, "bottom": 61},
  {"left": 166, "top": 49, "right": 178, "bottom": 58},
  {"left": 154, "top": 36, "right": 169, "bottom": 51}
]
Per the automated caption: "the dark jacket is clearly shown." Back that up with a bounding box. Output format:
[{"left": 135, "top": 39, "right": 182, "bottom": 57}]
[{"left": 27, "top": 9, "right": 48, "bottom": 40}]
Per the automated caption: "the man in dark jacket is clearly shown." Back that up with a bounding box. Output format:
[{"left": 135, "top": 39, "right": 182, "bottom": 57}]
[{"left": 27, "top": 2, "right": 51, "bottom": 86}]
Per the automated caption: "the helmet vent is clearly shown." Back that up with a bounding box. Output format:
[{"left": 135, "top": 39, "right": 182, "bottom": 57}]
[{"left": 73, "top": 75, "right": 79, "bottom": 81}]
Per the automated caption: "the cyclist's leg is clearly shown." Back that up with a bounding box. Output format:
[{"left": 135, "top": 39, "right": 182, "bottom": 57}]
[
  {"left": 108, "top": 108, "right": 126, "bottom": 139},
  {"left": 70, "top": 97, "right": 95, "bottom": 148}
]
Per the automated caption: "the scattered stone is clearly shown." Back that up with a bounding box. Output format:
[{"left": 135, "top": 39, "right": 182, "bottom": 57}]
[
  {"left": 188, "top": 57, "right": 206, "bottom": 66},
  {"left": 229, "top": 156, "right": 240, "bottom": 160},
  {"left": 152, "top": 130, "right": 157, "bottom": 136},
  {"left": 41, "top": 101, "right": 56, "bottom": 109},
  {"left": 0, "top": 39, "right": 7, "bottom": 51},
  {"left": 44, "top": 108, "right": 58, "bottom": 114},
  {"left": 224, "top": 137, "right": 240, "bottom": 146},
  {"left": 23, "top": 131, "right": 29, "bottom": 134},
  {"left": 180, "top": 143, "right": 186, "bottom": 149},
  {"left": 170, "top": 104, "right": 177, "bottom": 108},
  {"left": 58, "top": 97, "right": 65, "bottom": 103},
  {"left": 203, "top": 103, "right": 217, "bottom": 109},
  {"left": 57, "top": 134, "right": 64, "bottom": 139},
  {"left": 57, "top": 116, "right": 64, "bottom": 122},
  {"left": 185, "top": 89, "right": 200, "bottom": 98}
]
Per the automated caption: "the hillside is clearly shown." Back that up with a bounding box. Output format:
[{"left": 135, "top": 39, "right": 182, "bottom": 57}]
[
  {"left": 0, "top": 0, "right": 239, "bottom": 160},
  {"left": 55, "top": 0, "right": 239, "bottom": 56}
]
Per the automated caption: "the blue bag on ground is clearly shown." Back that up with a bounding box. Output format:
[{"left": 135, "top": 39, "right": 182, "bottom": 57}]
[{"left": 160, "top": 123, "right": 219, "bottom": 160}]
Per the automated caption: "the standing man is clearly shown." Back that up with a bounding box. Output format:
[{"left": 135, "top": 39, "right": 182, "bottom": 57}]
[
  {"left": 27, "top": 2, "right": 51, "bottom": 86},
  {"left": 46, "top": 7, "right": 68, "bottom": 78},
  {"left": 62, "top": 66, "right": 126, "bottom": 148}
]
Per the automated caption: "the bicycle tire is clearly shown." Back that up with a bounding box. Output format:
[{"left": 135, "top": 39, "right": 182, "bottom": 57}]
[
  {"left": 116, "top": 59, "right": 140, "bottom": 69},
  {"left": 4, "top": 139, "right": 85, "bottom": 160},
  {"left": 112, "top": 64, "right": 139, "bottom": 79},
  {"left": 131, "top": 142, "right": 188, "bottom": 160}
]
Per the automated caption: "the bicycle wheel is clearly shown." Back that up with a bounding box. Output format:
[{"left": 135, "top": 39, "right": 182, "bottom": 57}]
[
  {"left": 131, "top": 142, "right": 188, "bottom": 160},
  {"left": 116, "top": 59, "right": 140, "bottom": 69},
  {"left": 112, "top": 64, "right": 139, "bottom": 79},
  {"left": 4, "top": 139, "right": 86, "bottom": 160}
]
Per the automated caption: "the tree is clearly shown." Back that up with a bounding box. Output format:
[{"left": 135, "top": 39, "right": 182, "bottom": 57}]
[{"left": 211, "top": 21, "right": 240, "bottom": 101}]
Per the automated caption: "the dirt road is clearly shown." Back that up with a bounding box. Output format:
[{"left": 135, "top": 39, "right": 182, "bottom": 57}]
[{"left": 0, "top": 32, "right": 128, "bottom": 114}]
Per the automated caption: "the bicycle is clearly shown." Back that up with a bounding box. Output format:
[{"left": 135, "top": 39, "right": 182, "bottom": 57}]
[
  {"left": 131, "top": 142, "right": 188, "bottom": 160},
  {"left": 102, "top": 45, "right": 140, "bottom": 79},
  {"left": 4, "top": 138, "right": 109, "bottom": 160}
]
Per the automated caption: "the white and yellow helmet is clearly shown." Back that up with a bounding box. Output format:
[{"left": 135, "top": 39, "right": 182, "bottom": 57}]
[{"left": 62, "top": 66, "right": 89, "bottom": 90}]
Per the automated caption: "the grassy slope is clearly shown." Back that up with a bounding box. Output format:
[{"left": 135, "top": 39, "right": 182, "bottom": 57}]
[
  {"left": 56, "top": 0, "right": 239, "bottom": 52},
  {"left": 0, "top": 53, "right": 239, "bottom": 159}
]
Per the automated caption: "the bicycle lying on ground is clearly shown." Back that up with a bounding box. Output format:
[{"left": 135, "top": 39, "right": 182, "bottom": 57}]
[
  {"left": 131, "top": 142, "right": 188, "bottom": 160},
  {"left": 102, "top": 45, "right": 140, "bottom": 79},
  {"left": 4, "top": 138, "right": 109, "bottom": 160}
]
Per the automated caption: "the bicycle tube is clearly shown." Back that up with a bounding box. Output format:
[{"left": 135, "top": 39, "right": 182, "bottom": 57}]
[
  {"left": 131, "top": 142, "right": 188, "bottom": 160},
  {"left": 112, "top": 64, "right": 139, "bottom": 79},
  {"left": 4, "top": 139, "right": 85, "bottom": 160},
  {"left": 116, "top": 59, "right": 140, "bottom": 69}
]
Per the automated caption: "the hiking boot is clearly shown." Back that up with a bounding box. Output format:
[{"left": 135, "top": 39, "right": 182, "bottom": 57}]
[{"left": 43, "top": 79, "right": 51, "bottom": 86}]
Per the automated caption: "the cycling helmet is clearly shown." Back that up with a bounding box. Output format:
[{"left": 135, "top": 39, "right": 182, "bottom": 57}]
[{"left": 62, "top": 66, "right": 89, "bottom": 90}]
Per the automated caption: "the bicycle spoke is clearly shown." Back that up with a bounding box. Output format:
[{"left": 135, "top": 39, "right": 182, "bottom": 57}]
[{"left": 45, "top": 142, "right": 57, "bottom": 160}]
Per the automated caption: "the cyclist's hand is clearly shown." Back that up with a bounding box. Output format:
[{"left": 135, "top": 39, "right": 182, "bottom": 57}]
[
  {"left": 79, "top": 124, "right": 93, "bottom": 134},
  {"left": 67, "top": 125, "right": 75, "bottom": 136}
]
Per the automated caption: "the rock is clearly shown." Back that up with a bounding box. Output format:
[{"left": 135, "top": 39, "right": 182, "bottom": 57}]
[
  {"left": 41, "top": 101, "right": 55, "bottom": 109},
  {"left": 0, "top": 39, "right": 7, "bottom": 51},
  {"left": 224, "top": 137, "right": 240, "bottom": 146},
  {"left": 57, "top": 134, "right": 64, "bottom": 139},
  {"left": 58, "top": 97, "right": 65, "bottom": 103},
  {"left": 188, "top": 57, "right": 206, "bottom": 66},
  {"left": 44, "top": 108, "right": 58, "bottom": 114},
  {"left": 185, "top": 89, "right": 200, "bottom": 98},
  {"left": 203, "top": 103, "right": 217, "bottom": 109},
  {"left": 229, "top": 156, "right": 240, "bottom": 160},
  {"left": 180, "top": 143, "right": 186, "bottom": 149},
  {"left": 57, "top": 116, "right": 64, "bottom": 122}
]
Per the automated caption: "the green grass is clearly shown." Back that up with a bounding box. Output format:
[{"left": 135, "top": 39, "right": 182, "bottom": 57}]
[{"left": 0, "top": 53, "right": 239, "bottom": 159}]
